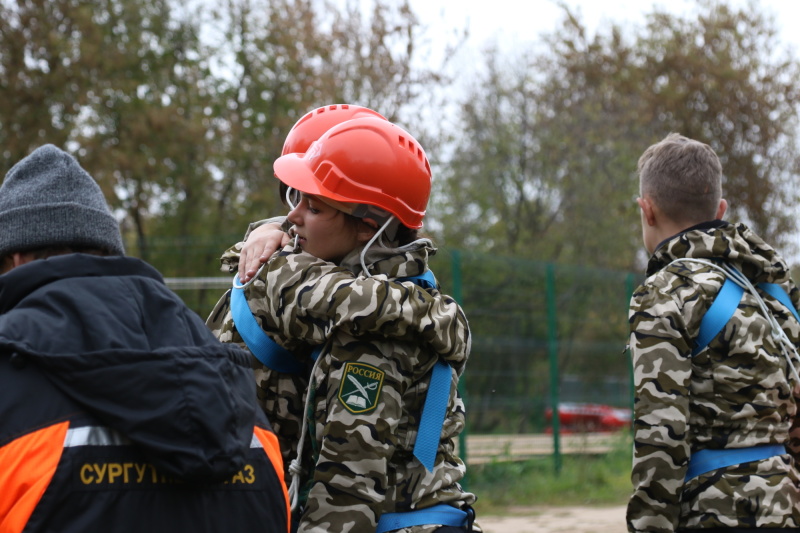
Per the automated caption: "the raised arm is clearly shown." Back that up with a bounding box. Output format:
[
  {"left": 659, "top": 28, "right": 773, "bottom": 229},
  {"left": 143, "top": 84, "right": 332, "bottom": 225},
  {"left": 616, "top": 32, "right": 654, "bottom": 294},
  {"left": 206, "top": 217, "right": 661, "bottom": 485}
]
[
  {"left": 251, "top": 249, "right": 470, "bottom": 369},
  {"left": 238, "top": 217, "right": 291, "bottom": 282}
]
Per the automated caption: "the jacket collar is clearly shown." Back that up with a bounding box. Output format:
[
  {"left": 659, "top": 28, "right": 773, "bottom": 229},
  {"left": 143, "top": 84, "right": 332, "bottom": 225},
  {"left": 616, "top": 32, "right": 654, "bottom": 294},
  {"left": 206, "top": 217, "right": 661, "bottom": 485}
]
[
  {"left": 646, "top": 221, "right": 790, "bottom": 284},
  {"left": 0, "top": 254, "right": 162, "bottom": 313}
]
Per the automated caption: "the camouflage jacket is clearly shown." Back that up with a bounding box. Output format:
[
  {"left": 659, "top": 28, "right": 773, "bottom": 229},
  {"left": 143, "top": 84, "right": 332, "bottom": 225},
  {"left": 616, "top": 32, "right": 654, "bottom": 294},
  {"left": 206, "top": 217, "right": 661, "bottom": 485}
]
[
  {"left": 627, "top": 220, "right": 800, "bottom": 532},
  {"left": 208, "top": 235, "right": 478, "bottom": 533},
  {"left": 207, "top": 218, "right": 311, "bottom": 485}
]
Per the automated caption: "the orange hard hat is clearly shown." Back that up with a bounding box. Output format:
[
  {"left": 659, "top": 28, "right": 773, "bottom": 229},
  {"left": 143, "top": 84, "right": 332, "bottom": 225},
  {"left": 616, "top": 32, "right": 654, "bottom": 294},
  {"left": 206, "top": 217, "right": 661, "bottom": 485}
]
[
  {"left": 274, "top": 117, "right": 431, "bottom": 229},
  {"left": 281, "top": 104, "right": 387, "bottom": 156}
]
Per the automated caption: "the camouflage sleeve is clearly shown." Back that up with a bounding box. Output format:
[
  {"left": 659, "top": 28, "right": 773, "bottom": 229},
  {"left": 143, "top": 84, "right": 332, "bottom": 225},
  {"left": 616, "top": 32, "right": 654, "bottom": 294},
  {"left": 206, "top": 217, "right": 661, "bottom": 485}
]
[
  {"left": 214, "top": 216, "right": 289, "bottom": 274},
  {"left": 790, "top": 384, "right": 800, "bottom": 460},
  {"left": 298, "top": 351, "right": 402, "bottom": 532},
  {"left": 627, "top": 284, "right": 693, "bottom": 533},
  {"left": 242, "top": 216, "right": 287, "bottom": 241},
  {"left": 781, "top": 283, "right": 800, "bottom": 459},
  {"left": 217, "top": 241, "right": 244, "bottom": 273},
  {"left": 204, "top": 268, "right": 309, "bottom": 486},
  {"left": 258, "top": 250, "right": 469, "bottom": 363}
]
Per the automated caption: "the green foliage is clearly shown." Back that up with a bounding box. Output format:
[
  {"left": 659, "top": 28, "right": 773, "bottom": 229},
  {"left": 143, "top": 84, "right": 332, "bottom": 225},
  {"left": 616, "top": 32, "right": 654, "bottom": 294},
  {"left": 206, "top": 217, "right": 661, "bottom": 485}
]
[
  {"left": 634, "top": 1, "right": 800, "bottom": 245},
  {"left": 0, "top": 0, "right": 97, "bottom": 160},
  {"left": 0, "top": 0, "right": 454, "bottom": 277},
  {"left": 470, "top": 432, "right": 632, "bottom": 514},
  {"left": 4, "top": 0, "right": 795, "bottom": 279}
]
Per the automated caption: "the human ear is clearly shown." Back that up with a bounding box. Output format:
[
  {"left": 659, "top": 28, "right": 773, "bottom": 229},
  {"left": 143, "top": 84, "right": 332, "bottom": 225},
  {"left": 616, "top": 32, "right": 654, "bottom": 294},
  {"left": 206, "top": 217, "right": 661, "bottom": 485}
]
[
  {"left": 356, "top": 219, "right": 379, "bottom": 244},
  {"left": 637, "top": 197, "right": 657, "bottom": 227},
  {"left": 2, "top": 252, "right": 35, "bottom": 273},
  {"left": 715, "top": 198, "right": 728, "bottom": 220},
  {"left": 12, "top": 252, "right": 35, "bottom": 268}
]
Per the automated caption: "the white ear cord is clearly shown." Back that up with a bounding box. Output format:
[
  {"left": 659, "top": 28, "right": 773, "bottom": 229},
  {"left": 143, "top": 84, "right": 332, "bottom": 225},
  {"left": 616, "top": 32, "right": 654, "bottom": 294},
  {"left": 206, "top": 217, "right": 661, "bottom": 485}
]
[
  {"left": 359, "top": 215, "right": 396, "bottom": 277},
  {"left": 669, "top": 258, "right": 800, "bottom": 385}
]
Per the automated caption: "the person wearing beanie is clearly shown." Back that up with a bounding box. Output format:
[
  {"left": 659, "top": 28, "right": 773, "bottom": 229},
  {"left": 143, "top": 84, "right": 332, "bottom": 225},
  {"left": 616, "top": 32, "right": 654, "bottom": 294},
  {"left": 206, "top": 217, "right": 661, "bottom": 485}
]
[
  {"left": 0, "top": 144, "right": 125, "bottom": 259},
  {"left": 0, "top": 145, "right": 291, "bottom": 533}
]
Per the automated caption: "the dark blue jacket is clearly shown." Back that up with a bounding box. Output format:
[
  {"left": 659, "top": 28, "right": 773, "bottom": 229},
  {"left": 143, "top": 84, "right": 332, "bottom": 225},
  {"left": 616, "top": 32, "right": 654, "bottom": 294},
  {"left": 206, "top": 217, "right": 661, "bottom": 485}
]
[{"left": 0, "top": 254, "right": 289, "bottom": 532}]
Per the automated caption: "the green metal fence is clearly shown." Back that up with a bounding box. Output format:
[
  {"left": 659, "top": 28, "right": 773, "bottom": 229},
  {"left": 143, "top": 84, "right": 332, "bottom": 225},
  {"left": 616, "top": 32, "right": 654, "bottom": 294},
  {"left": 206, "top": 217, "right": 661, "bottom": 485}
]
[{"left": 165, "top": 244, "right": 640, "bottom": 437}]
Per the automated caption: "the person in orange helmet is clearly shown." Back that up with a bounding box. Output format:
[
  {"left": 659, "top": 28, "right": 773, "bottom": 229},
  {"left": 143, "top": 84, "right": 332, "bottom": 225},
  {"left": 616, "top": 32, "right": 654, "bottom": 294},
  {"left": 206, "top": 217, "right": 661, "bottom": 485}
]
[
  {"left": 208, "top": 104, "right": 389, "bottom": 490},
  {"left": 208, "top": 112, "right": 479, "bottom": 532},
  {"left": 238, "top": 104, "right": 388, "bottom": 281}
]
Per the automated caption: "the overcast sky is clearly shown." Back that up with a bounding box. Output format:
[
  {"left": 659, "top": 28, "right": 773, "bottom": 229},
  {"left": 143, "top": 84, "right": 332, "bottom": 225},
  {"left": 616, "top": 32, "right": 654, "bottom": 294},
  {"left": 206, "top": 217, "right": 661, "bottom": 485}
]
[{"left": 408, "top": 0, "right": 800, "bottom": 62}]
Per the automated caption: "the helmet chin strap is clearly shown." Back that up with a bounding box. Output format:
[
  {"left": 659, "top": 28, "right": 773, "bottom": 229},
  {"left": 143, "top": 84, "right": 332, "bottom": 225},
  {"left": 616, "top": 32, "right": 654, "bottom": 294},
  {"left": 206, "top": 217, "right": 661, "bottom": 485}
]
[{"left": 360, "top": 215, "right": 396, "bottom": 277}]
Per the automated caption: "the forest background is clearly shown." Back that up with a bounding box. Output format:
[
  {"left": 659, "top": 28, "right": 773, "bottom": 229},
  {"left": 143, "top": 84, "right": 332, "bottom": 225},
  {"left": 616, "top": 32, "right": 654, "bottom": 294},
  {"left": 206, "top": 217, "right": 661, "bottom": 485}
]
[
  {"left": 2, "top": 0, "right": 800, "bottom": 438},
  {"left": 3, "top": 0, "right": 799, "bottom": 275}
]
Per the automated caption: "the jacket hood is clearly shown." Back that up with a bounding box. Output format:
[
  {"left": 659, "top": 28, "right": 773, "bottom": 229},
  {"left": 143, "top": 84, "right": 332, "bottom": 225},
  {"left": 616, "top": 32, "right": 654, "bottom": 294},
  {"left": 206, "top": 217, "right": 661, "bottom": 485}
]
[
  {"left": 0, "top": 254, "right": 259, "bottom": 482},
  {"left": 340, "top": 237, "right": 434, "bottom": 279},
  {"left": 15, "top": 343, "right": 257, "bottom": 483},
  {"left": 647, "top": 221, "right": 793, "bottom": 284},
  {"left": 342, "top": 238, "right": 471, "bottom": 373}
]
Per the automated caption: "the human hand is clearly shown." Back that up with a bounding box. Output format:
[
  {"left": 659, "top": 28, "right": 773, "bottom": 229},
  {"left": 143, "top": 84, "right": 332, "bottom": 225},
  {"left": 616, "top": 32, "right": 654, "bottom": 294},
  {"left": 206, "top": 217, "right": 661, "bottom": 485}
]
[{"left": 239, "top": 223, "right": 290, "bottom": 282}]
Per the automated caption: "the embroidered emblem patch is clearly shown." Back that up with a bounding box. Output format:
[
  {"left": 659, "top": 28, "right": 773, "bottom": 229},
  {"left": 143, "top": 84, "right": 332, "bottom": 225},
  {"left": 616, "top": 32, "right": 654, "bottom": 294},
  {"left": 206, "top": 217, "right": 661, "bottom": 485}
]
[{"left": 338, "top": 362, "right": 385, "bottom": 414}]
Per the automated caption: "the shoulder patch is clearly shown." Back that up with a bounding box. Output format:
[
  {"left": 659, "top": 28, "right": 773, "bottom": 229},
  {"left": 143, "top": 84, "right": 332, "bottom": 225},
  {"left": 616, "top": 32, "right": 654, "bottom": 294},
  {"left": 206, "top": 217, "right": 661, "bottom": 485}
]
[{"left": 338, "top": 362, "right": 385, "bottom": 414}]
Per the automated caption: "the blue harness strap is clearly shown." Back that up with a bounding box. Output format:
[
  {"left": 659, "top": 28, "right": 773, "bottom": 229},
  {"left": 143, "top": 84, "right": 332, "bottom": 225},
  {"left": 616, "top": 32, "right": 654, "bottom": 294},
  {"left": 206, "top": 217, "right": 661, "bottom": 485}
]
[
  {"left": 413, "top": 359, "right": 452, "bottom": 472},
  {"left": 229, "top": 269, "right": 439, "bottom": 375},
  {"left": 376, "top": 504, "right": 468, "bottom": 533},
  {"left": 693, "top": 279, "right": 800, "bottom": 356},
  {"left": 398, "top": 269, "right": 449, "bottom": 472},
  {"left": 692, "top": 278, "right": 744, "bottom": 356},
  {"left": 230, "top": 275, "right": 306, "bottom": 374},
  {"left": 686, "top": 273, "right": 795, "bottom": 482},
  {"left": 758, "top": 282, "right": 800, "bottom": 322},
  {"left": 398, "top": 269, "right": 437, "bottom": 290},
  {"left": 685, "top": 444, "right": 786, "bottom": 482}
]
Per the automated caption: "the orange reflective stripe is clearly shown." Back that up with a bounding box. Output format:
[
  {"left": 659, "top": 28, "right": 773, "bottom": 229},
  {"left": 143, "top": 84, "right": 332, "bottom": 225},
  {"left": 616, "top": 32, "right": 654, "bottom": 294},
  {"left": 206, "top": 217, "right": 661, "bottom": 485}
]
[
  {"left": 253, "top": 426, "right": 291, "bottom": 533},
  {"left": 0, "top": 421, "right": 68, "bottom": 533}
]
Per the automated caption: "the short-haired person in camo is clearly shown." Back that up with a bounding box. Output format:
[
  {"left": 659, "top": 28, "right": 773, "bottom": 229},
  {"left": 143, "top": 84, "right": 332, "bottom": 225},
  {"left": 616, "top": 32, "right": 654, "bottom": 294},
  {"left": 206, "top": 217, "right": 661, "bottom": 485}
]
[
  {"left": 628, "top": 132, "right": 800, "bottom": 532},
  {"left": 207, "top": 110, "right": 479, "bottom": 532}
]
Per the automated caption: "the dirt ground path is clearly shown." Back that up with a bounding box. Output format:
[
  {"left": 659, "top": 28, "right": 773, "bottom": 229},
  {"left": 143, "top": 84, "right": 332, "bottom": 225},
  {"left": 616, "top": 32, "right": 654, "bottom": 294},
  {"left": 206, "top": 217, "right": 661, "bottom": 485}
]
[{"left": 477, "top": 505, "right": 627, "bottom": 533}]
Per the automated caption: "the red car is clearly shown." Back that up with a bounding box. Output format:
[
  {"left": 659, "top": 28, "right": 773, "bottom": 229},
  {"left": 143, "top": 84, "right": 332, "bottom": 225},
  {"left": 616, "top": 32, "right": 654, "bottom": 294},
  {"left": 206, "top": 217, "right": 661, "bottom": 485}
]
[{"left": 544, "top": 402, "right": 631, "bottom": 433}]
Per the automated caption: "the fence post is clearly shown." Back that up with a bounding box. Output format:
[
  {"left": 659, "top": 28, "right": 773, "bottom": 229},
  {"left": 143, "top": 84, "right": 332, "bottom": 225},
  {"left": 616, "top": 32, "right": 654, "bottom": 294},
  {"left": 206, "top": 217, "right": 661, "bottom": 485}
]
[
  {"left": 546, "top": 263, "right": 561, "bottom": 474},
  {"left": 450, "top": 249, "right": 469, "bottom": 488},
  {"left": 625, "top": 272, "right": 636, "bottom": 428}
]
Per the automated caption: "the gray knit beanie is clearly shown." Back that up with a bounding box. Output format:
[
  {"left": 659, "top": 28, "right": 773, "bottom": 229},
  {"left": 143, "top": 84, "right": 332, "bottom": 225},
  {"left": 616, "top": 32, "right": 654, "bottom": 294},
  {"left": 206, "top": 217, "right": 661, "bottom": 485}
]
[{"left": 0, "top": 144, "right": 125, "bottom": 257}]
